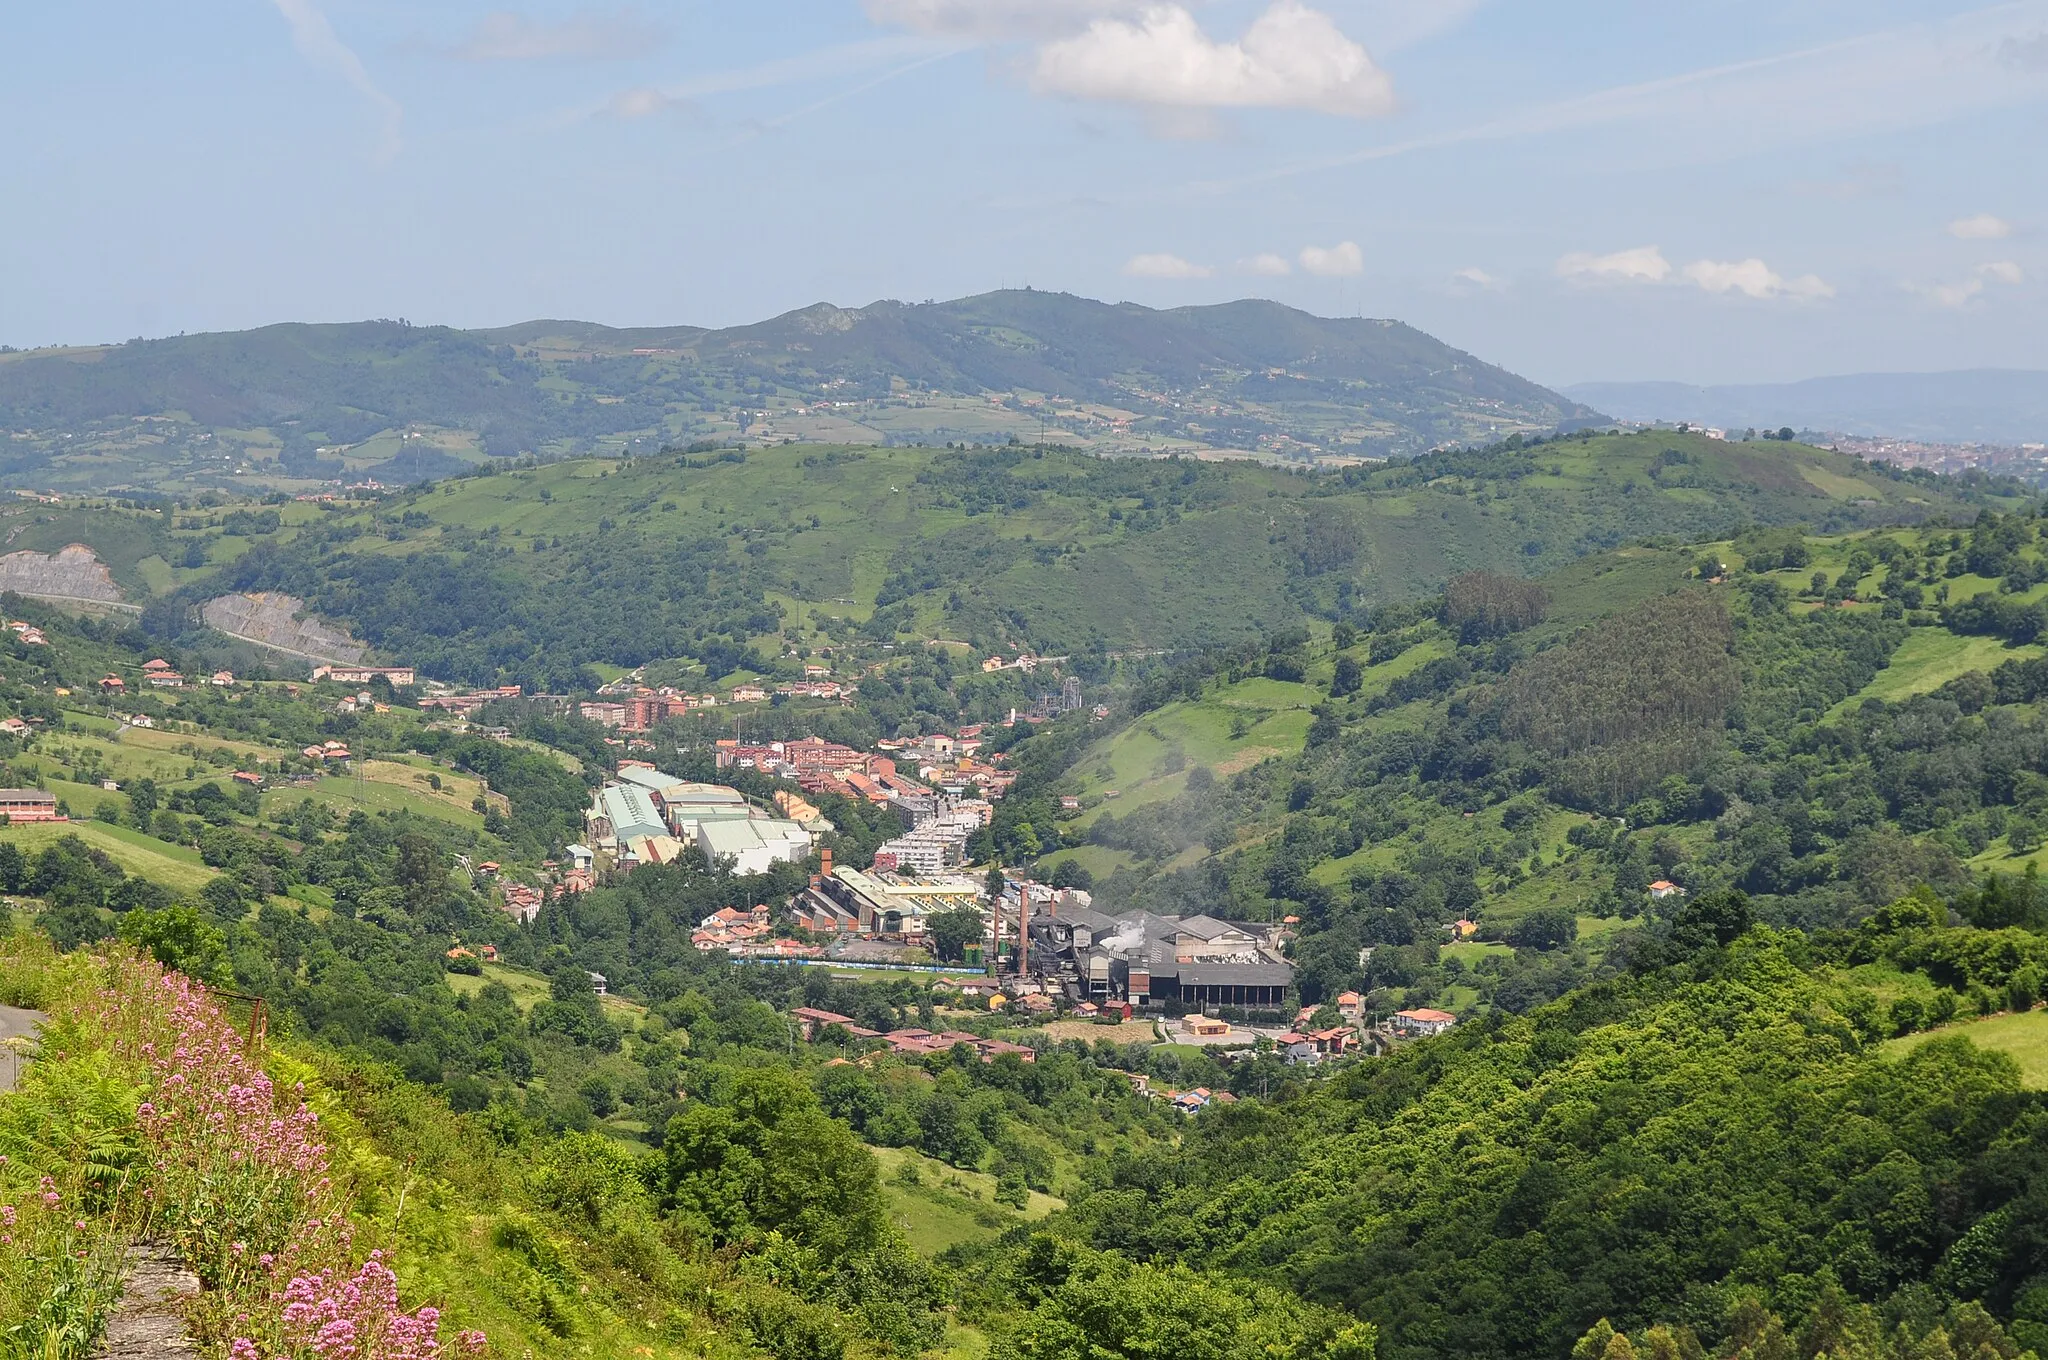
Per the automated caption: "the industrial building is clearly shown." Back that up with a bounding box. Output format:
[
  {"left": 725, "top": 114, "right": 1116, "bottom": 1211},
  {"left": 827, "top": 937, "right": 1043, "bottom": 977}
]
[
  {"left": 585, "top": 768, "right": 811, "bottom": 875},
  {"left": 1018, "top": 906, "right": 1294, "bottom": 1009},
  {"left": 793, "top": 862, "right": 982, "bottom": 938}
]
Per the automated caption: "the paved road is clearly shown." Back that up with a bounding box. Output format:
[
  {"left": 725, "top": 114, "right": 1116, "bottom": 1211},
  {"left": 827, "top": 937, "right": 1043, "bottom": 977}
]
[{"left": 0, "top": 1004, "right": 45, "bottom": 1093}]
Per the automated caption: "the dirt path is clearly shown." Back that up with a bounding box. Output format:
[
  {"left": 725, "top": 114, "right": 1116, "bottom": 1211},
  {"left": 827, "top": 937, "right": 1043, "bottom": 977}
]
[
  {"left": 92, "top": 1244, "right": 201, "bottom": 1360},
  {"left": 0, "top": 1003, "right": 44, "bottom": 1092}
]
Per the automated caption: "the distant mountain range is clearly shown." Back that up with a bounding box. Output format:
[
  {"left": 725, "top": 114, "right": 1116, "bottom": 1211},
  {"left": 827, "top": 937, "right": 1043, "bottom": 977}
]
[
  {"left": 0, "top": 291, "right": 1599, "bottom": 494},
  {"left": 1565, "top": 370, "right": 2048, "bottom": 445}
]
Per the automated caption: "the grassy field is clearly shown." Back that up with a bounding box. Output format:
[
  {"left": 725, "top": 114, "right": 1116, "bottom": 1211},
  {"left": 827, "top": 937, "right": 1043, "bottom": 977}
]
[
  {"left": 445, "top": 961, "right": 647, "bottom": 1025},
  {"left": 868, "top": 1145, "right": 1061, "bottom": 1257},
  {"left": 1067, "top": 672, "right": 1320, "bottom": 828},
  {"left": 0, "top": 820, "right": 218, "bottom": 896},
  {"left": 1830, "top": 629, "right": 2043, "bottom": 716},
  {"left": 261, "top": 774, "right": 486, "bottom": 831},
  {"left": 1887, "top": 1008, "right": 2048, "bottom": 1087}
]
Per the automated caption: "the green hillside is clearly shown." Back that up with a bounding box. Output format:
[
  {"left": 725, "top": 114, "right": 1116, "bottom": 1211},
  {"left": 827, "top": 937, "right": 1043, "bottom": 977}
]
[
  {"left": 0, "top": 292, "right": 1607, "bottom": 492},
  {"left": 90, "top": 430, "right": 1976, "bottom": 689}
]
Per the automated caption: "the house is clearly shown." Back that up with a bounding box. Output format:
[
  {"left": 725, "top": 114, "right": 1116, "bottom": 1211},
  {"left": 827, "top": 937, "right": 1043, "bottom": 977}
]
[
  {"left": 586, "top": 971, "right": 608, "bottom": 997},
  {"left": 1181, "top": 1015, "right": 1231, "bottom": 1039},
  {"left": 98, "top": 675, "right": 125, "bottom": 693},
  {"left": 1335, "top": 991, "right": 1365, "bottom": 1021},
  {"left": 231, "top": 772, "right": 263, "bottom": 787},
  {"left": 446, "top": 946, "right": 475, "bottom": 961},
  {"left": 1391, "top": 1008, "right": 1457, "bottom": 1037},
  {"left": 142, "top": 659, "right": 172, "bottom": 674},
  {"left": 0, "top": 718, "right": 29, "bottom": 739},
  {"left": 1649, "top": 880, "right": 1684, "bottom": 900},
  {"left": 791, "top": 1007, "right": 857, "bottom": 1041},
  {"left": 311, "top": 665, "right": 417, "bottom": 687},
  {"left": 146, "top": 670, "right": 185, "bottom": 689},
  {"left": 210, "top": 671, "right": 236, "bottom": 687},
  {"left": 0, "top": 789, "right": 63, "bottom": 823},
  {"left": 1449, "top": 919, "right": 1479, "bottom": 940}
]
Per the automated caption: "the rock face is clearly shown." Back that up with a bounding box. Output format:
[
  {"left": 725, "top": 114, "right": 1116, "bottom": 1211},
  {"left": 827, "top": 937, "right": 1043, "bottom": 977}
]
[
  {"left": 0, "top": 544, "right": 125, "bottom": 605},
  {"left": 200, "top": 592, "right": 368, "bottom": 664}
]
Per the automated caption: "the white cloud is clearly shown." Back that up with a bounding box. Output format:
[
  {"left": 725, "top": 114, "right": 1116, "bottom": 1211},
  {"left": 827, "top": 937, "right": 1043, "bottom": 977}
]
[
  {"left": 1032, "top": 2, "right": 1397, "bottom": 117},
  {"left": 270, "top": 0, "right": 403, "bottom": 162},
  {"left": 1683, "top": 258, "right": 1834, "bottom": 300},
  {"left": 451, "top": 8, "right": 665, "bottom": 61},
  {"left": 1450, "top": 266, "right": 1500, "bottom": 288},
  {"left": 1241, "top": 253, "right": 1294, "bottom": 276},
  {"left": 1926, "top": 260, "right": 2028, "bottom": 307},
  {"left": 1299, "top": 241, "right": 1364, "bottom": 276},
  {"left": 1124, "top": 252, "right": 1214, "bottom": 278},
  {"left": 1555, "top": 245, "right": 1671, "bottom": 285},
  {"left": 1949, "top": 213, "right": 2014, "bottom": 240},
  {"left": 866, "top": 0, "right": 1142, "bottom": 40}
]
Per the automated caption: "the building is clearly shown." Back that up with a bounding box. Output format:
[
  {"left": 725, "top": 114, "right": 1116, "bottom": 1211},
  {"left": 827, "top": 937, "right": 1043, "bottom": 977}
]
[
  {"left": 1391, "top": 1008, "right": 1457, "bottom": 1037},
  {"left": 1649, "top": 880, "right": 1685, "bottom": 900},
  {"left": 590, "top": 771, "right": 812, "bottom": 874},
  {"left": 311, "top": 665, "right": 417, "bottom": 687},
  {"left": 794, "top": 863, "right": 982, "bottom": 938},
  {"left": 1017, "top": 906, "right": 1295, "bottom": 1009},
  {"left": 697, "top": 818, "right": 812, "bottom": 875},
  {"left": 0, "top": 789, "right": 63, "bottom": 823}
]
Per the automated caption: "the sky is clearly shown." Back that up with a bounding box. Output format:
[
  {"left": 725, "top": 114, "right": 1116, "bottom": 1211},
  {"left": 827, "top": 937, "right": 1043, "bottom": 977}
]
[{"left": 3, "top": 1, "right": 2046, "bottom": 386}]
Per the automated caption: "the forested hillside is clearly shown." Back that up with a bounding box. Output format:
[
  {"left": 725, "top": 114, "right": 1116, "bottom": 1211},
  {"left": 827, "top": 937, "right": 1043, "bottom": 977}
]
[
  {"left": 0, "top": 292, "right": 1601, "bottom": 492},
  {"left": 30, "top": 430, "right": 1987, "bottom": 689}
]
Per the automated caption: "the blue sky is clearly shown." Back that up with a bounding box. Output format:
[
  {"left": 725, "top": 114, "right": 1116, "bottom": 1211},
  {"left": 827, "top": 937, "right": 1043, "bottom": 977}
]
[{"left": 3, "top": 1, "right": 2046, "bottom": 386}]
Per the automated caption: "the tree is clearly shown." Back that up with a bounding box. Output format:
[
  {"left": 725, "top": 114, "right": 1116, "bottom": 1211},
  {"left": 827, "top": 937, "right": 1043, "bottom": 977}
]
[
  {"left": 117, "top": 904, "right": 231, "bottom": 986},
  {"left": 1331, "top": 655, "right": 1363, "bottom": 698},
  {"left": 929, "top": 907, "right": 986, "bottom": 963},
  {"left": 1670, "top": 889, "right": 1753, "bottom": 952},
  {"left": 1508, "top": 907, "right": 1578, "bottom": 951},
  {"left": 395, "top": 832, "right": 443, "bottom": 901},
  {"left": 658, "top": 1067, "right": 887, "bottom": 1255},
  {"left": 0, "top": 842, "right": 23, "bottom": 893},
  {"left": 128, "top": 777, "right": 158, "bottom": 830}
]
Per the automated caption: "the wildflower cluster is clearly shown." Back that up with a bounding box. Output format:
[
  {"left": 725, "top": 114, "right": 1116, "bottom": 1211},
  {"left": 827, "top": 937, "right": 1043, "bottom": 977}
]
[
  {"left": 231, "top": 1255, "right": 485, "bottom": 1360},
  {"left": 64, "top": 948, "right": 485, "bottom": 1360},
  {"left": 0, "top": 1164, "right": 125, "bottom": 1360}
]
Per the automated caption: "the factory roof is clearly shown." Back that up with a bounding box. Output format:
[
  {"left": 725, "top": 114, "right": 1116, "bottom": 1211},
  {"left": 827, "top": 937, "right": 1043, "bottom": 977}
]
[{"left": 601, "top": 784, "right": 668, "bottom": 842}]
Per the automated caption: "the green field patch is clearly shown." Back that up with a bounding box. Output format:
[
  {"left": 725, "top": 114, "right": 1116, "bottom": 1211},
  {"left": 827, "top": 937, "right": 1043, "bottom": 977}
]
[
  {"left": 0, "top": 820, "right": 218, "bottom": 896},
  {"left": 1887, "top": 1008, "right": 2048, "bottom": 1088},
  {"left": 869, "top": 1145, "right": 1061, "bottom": 1257},
  {"left": 1831, "top": 630, "right": 2043, "bottom": 716},
  {"left": 1442, "top": 941, "right": 1512, "bottom": 967},
  {"left": 262, "top": 774, "right": 485, "bottom": 831},
  {"left": 445, "top": 962, "right": 554, "bottom": 1011}
]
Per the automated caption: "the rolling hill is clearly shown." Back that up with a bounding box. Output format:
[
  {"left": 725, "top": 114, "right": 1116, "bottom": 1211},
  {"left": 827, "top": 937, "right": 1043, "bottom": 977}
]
[
  {"left": 0, "top": 292, "right": 1602, "bottom": 493},
  {"left": 0, "top": 429, "right": 1998, "bottom": 690}
]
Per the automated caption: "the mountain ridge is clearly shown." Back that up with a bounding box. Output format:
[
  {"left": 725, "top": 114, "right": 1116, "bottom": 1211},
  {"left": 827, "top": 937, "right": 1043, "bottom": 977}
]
[{"left": 0, "top": 291, "right": 1601, "bottom": 494}]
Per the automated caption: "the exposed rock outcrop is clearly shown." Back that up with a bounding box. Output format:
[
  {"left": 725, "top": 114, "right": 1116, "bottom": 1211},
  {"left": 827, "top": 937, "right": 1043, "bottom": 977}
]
[
  {"left": 200, "top": 592, "right": 368, "bottom": 664},
  {"left": 0, "top": 544, "right": 126, "bottom": 606}
]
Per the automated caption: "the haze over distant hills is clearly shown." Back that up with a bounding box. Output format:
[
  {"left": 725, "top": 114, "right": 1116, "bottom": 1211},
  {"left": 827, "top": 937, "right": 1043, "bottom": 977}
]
[
  {"left": 1566, "top": 370, "right": 2048, "bottom": 445},
  {"left": 0, "top": 291, "right": 1600, "bottom": 495}
]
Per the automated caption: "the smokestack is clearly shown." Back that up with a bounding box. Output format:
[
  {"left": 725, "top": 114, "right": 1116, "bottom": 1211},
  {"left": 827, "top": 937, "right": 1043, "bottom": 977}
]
[
  {"left": 820, "top": 847, "right": 833, "bottom": 876},
  {"left": 1019, "top": 894, "right": 1029, "bottom": 977}
]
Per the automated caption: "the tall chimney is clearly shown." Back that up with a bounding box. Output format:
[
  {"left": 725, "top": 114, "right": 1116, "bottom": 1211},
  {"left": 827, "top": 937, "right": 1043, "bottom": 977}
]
[
  {"left": 820, "top": 847, "right": 833, "bottom": 876},
  {"left": 1018, "top": 893, "right": 1029, "bottom": 978}
]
